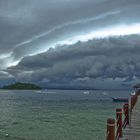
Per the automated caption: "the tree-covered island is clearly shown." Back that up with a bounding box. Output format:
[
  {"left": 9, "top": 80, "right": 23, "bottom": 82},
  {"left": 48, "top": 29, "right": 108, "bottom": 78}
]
[{"left": 2, "top": 82, "right": 42, "bottom": 90}]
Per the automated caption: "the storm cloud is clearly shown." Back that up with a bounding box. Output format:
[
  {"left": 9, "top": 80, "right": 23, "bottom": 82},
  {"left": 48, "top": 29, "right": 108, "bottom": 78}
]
[
  {"left": 0, "top": 0, "right": 140, "bottom": 65},
  {"left": 0, "top": 0, "right": 140, "bottom": 88},
  {"left": 6, "top": 35, "right": 140, "bottom": 89}
]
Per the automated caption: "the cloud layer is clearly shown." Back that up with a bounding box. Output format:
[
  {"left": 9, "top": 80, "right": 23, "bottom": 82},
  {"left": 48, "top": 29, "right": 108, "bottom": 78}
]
[
  {"left": 0, "top": 0, "right": 140, "bottom": 88},
  {"left": 0, "top": 0, "right": 140, "bottom": 69},
  {"left": 6, "top": 35, "right": 140, "bottom": 89}
]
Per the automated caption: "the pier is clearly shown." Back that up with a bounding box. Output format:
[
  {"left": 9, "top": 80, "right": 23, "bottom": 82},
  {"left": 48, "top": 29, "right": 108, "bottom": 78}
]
[
  {"left": 120, "top": 95, "right": 140, "bottom": 140},
  {"left": 106, "top": 86, "right": 140, "bottom": 140}
]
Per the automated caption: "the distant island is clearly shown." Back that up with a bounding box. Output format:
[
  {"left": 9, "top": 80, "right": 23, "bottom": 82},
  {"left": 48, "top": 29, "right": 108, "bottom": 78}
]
[{"left": 2, "top": 82, "right": 42, "bottom": 90}]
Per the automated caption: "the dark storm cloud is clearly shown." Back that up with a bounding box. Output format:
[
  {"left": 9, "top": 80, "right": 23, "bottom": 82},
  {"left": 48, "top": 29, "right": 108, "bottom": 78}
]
[
  {"left": 1, "top": 0, "right": 140, "bottom": 88},
  {"left": 6, "top": 35, "right": 140, "bottom": 88},
  {"left": 0, "top": 0, "right": 140, "bottom": 67}
]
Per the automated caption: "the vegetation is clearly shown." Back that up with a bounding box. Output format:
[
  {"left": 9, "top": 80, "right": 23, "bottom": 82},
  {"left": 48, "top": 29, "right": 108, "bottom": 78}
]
[{"left": 2, "top": 82, "right": 42, "bottom": 90}]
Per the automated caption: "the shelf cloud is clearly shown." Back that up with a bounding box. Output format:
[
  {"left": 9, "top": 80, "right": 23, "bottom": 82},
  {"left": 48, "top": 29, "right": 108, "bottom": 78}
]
[
  {"left": 6, "top": 35, "right": 140, "bottom": 89},
  {"left": 0, "top": 0, "right": 140, "bottom": 88}
]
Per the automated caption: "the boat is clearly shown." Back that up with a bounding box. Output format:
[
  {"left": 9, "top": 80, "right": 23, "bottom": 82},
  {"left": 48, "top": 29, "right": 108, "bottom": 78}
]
[
  {"left": 83, "top": 91, "right": 90, "bottom": 94},
  {"left": 112, "top": 97, "right": 128, "bottom": 102}
]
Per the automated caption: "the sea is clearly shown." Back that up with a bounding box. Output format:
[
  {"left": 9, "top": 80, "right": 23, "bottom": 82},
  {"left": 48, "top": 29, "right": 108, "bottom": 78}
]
[{"left": 0, "top": 89, "right": 131, "bottom": 140}]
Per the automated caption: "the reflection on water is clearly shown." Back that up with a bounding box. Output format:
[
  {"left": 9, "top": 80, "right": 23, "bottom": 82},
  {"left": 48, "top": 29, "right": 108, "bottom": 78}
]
[{"left": 0, "top": 90, "right": 131, "bottom": 140}]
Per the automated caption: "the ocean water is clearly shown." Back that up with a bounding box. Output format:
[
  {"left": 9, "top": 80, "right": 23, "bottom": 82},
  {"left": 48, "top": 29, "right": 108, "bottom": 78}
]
[{"left": 0, "top": 89, "right": 131, "bottom": 140}]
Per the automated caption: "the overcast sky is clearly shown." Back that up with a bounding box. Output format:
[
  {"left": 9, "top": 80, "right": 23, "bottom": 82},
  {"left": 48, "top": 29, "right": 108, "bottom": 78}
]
[{"left": 0, "top": 0, "right": 140, "bottom": 89}]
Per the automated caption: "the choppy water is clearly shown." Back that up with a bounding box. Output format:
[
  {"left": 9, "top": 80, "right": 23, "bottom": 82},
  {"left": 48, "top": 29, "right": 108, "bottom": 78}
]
[{"left": 0, "top": 89, "right": 131, "bottom": 140}]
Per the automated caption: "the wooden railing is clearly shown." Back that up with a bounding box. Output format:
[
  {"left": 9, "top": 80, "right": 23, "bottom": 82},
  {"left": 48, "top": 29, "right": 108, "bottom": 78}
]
[
  {"left": 116, "top": 108, "right": 122, "bottom": 140},
  {"left": 122, "top": 103, "right": 129, "bottom": 129},
  {"left": 106, "top": 92, "right": 138, "bottom": 140},
  {"left": 130, "top": 93, "right": 138, "bottom": 111}
]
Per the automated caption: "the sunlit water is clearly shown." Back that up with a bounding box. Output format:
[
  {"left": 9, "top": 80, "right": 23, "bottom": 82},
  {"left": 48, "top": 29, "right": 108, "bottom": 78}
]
[{"left": 0, "top": 89, "right": 131, "bottom": 140}]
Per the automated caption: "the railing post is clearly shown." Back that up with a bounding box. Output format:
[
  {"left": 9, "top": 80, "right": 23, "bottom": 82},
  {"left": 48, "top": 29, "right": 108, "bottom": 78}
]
[
  {"left": 131, "top": 93, "right": 138, "bottom": 111},
  {"left": 123, "top": 103, "right": 129, "bottom": 128},
  {"left": 131, "top": 97, "right": 133, "bottom": 111},
  {"left": 107, "top": 118, "right": 115, "bottom": 140},
  {"left": 129, "top": 96, "right": 132, "bottom": 128},
  {"left": 116, "top": 108, "right": 122, "bottom": 139},
  {"left": 135, "top": 93, "right": 138, "bottom": 105}
]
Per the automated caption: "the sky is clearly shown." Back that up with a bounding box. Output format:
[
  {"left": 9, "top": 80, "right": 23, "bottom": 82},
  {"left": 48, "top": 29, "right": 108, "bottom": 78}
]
[{"left": 0, "top": 0, "right": 140, "bottom": 89}]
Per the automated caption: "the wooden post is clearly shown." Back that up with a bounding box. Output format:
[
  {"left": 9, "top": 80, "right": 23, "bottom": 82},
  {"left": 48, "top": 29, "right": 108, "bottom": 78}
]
[
  {"left": 116, "top": 108, "right": 122, "bottom": 139},
  {"left": 123, "top": 103, "right": 129, "bottom": 128},
  {"left": 135, "top": 93, "right": 138, "bottom": 105},
  {"left": 129, "top": 96, "right": 132, "bottom": 128},
  {"left": 131, "top": 94, "right": 138, "bottom": 111},
  {"left": 107, "top": 118, "right": 115, "bottom": 140},
  {"left": 131, "top": 96, "right": 133, "bottom": 111}
]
